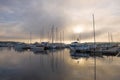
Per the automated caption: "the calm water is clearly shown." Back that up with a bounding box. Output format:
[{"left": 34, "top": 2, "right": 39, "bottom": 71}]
[{"left": 0, "top": 47, "right": 120, "bottom": 80}]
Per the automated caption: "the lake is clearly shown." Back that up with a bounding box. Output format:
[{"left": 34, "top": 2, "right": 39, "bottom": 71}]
[{"left": 0, "top": 47, "right": 120, "bottom": 80}]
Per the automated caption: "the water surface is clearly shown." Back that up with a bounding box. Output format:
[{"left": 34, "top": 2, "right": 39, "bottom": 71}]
[{"left": 0, "top": 48, "right": 120, "bottom": 80}]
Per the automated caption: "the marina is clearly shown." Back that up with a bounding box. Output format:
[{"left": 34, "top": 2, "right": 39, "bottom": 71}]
[
  {"left": 0, "top": 0, "right": 120, "bottom": 80},
  {"left": 0, "top": 41, "right": 120, "bottom": 56}
]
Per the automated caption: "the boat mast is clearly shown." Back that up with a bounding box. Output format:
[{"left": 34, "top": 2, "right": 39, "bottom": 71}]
[
  {"left": 63, "top": 31, "right": 64, "bottom": 44},
  {"left": 60, "top": 32, "right": 62, "bottom": 43},
  {"left": 108, "top": 32, "right": 111, "bottom": 44},
  {"left": 30, "top": 32, "right": 32, "bottom": 44},
  {"left": 39, "top": 31, "right": 41, "bottom": 43},
  {"left": 111, "top": 33, "right": 113, "bottom": 43},
  {"left": 51, "top": 25, "right": 54, "bottom": 44},
  {"left": 93, "top": 14, "right": 96, "bottom": 80},
  {"left": 56, "top": 27, "right": 58, "bottom": 43},
  {"left": 79, "top": 33, "right": 81, "bottom": 43}
]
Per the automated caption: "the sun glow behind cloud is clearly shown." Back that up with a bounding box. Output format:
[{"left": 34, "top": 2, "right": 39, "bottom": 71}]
[
  {"left": 73, "top": 25, "right": 84, "bottom": 34},
  {"left": 0, "top": 0, "right": 120, "bottom": 43}
]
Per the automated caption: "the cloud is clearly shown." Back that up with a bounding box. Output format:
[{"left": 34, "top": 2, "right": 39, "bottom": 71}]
[{"left": 0, "top": 0, "right": 120, "bottom": 42}]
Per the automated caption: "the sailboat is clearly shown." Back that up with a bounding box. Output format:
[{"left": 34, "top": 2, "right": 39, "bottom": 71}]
[{"left": 29, "top": 32, "right": 45, "bottom": 53}]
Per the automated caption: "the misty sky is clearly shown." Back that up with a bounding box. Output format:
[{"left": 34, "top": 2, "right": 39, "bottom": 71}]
[{"left": 0, "top": 0, "right": 120, "bottom": 43}]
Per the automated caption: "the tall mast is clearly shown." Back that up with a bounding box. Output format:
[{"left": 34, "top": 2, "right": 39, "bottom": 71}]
[
  {"left": 63, "top": 31, "right": 64, "bottom": 44},
  {"left": 60, "top": 32, "right": 62, "bottom": 43},
  {"left": 56, "top": 27, "right": 58, "bottom": 43},
  {"left": 51, "top": 25, "right": 54, "bottom": 44},
  {"left": 47, "top": 30, "right": 50, "bottom": 42},
  {"left": 79, "top": 33, "right": 81, "bottom": 43},
  {"left": 93, "top": 14, "right": 96, "bottom": 80},
  {"left": 42, "top": 27, "right": 44, "bottom": 42},
  {"left": 111, "top": 33, "right": 113, "bottom": 43},
  {"left": 39, "top": 31, "right": 41, "bottom": 43},
  {"left": 108, "top": 32, "right": 110, "bottom": 44},
  {"left": 30, "top": 32, "right": 32, "bottom": 44}
]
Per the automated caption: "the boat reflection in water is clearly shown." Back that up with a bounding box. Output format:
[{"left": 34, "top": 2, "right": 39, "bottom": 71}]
[
  {"left": 0, "top": 48, "right": 120, "bottom": 80},
  {"left": 70, "top": 52, "right": 89, "bottom": 59}
]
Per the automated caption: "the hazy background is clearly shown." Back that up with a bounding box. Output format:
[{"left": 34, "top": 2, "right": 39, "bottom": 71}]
[{"left": 0, "top": 0, "right": 120, "bottom": 43}]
